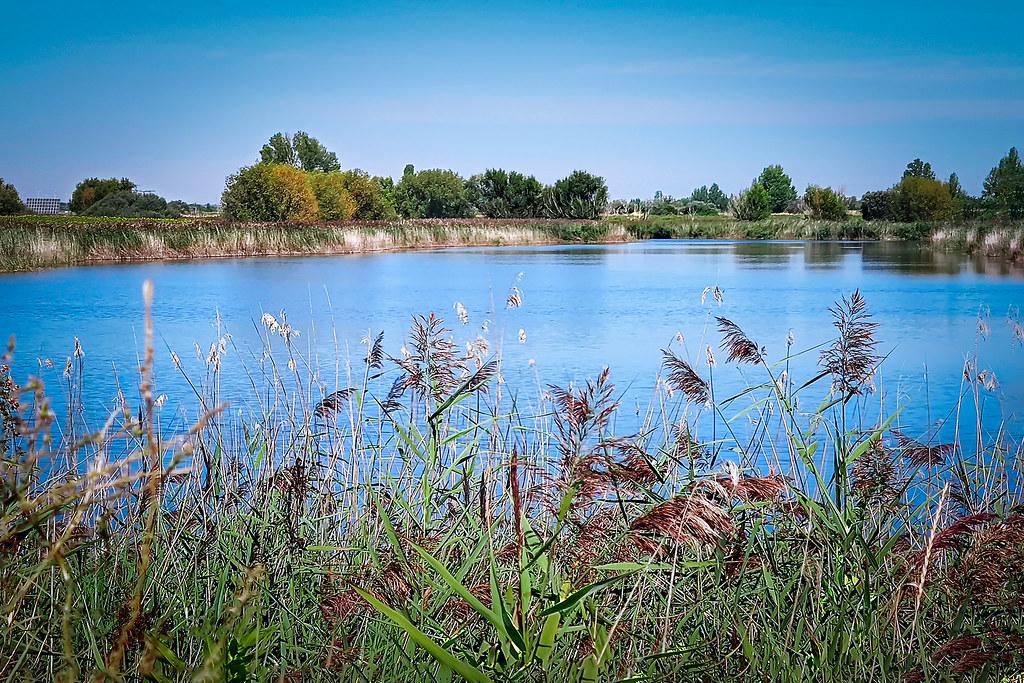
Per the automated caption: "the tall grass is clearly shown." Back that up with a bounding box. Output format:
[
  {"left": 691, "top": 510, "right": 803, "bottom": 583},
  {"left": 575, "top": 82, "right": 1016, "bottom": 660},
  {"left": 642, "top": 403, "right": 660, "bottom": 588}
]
[{"left": 1, "top": 285, "right": 1023, "bottom": 682}]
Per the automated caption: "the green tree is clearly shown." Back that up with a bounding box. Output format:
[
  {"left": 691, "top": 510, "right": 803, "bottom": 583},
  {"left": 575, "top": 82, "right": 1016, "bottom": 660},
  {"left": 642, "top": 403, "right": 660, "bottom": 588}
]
[
  {"left": 903, "top": 158, "right": 936, "bottom": 180},
  {"left": 756, "top": 165, "right": 797, "bottom": 213},
  {"left": 690, "top": 183, "right": 729, "bottom": 211},
  {"left": 0, "top": 178, "right": 25, "bottom": 215},
  {"left": 893, "top": 176, "right": 954, "bottom": 221},
  {"left": 803, "top": 186, "right": 848, "bottom": 220},
  {"left": 860, "top": 190, "right": 895, "bottom": 221},
  {"left": 395, "top": 167, "right": 473, "bottom": 218},
  {"left": 339, "top": 170, "right": 397, "bottom": 220},
  {"left": 221, "top": 164, "right": 319, "bottom": 221},
  {"left": 259, "top": 132, "right": 340, "bottom": 173},
  {"left": 543, "top": 170, "right": 609, "bottom": 219},
  {"left": 466, "top": 169, "right": 544, "bottom": 218},
  {"left": 982, "top": 147, "right": 1024, "bottom": 220},
  {"left": 733, "top": 183, "right": 771, "bottom": 221},
  {"left": 70, "top": 177, "right": 136, "bottom": 213},
  {"left": 309, "top": 172, "right": 356, "bottom": 221}
]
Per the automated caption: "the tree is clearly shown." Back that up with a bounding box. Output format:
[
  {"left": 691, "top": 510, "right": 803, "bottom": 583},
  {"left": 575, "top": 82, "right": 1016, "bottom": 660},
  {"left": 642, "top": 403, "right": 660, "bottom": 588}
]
[
  {"left": 733, "top": 183, "right": 771, "bottom": 221},
  {"left": 690, "top": 183, "right": 729, "bottom": 212},
  {"left": 903, "top": 158, "right": 936, "bottom": 180},
  {"left": 543, "top": 170, "right": 609, "bottom": 219},
  {"left": 893, "top": 176, "right": 954, "bottom": 221},
  {"left": 395, "top": 166, "right": 473, "bottom": 218},
  {"left": 860, "top": 190, "right": 895, "bottom": 221},
  {"left": 803, "top": 186, "right": 848, "bottom": 221},
  {"left": 70, "top": 177, "right": 136, "bottom": 213},
  {"left": 982, "top": 147, "right": 1024, "bottom": 220},
  {"left": 221, "top": 164, "right": 319, "bottom": 221},
  {"left": 466, "top": 169, "right": 544, "bottom": 218},
  {"left": 259, "top": 132, "right": 340, "bottom": 173},
  {"left": 0, "top": 178, "right": 25, "bottom": 215},
  {"left": 756, "top": 165, "right": 797, "bottom": 213},
  {"left": 338, "top": 170, "right": 397, "bottom": 220},
  {"left": 80, "top": 190, "right": 186, "bottom": 218},
  {"left": 309, "top": 172, "right": 357, "bottom": 221}
]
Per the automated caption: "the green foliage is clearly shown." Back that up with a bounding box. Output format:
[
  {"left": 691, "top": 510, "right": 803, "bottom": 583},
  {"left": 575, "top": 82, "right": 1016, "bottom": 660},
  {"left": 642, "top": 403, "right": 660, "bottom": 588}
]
[
  {"left": 543, "top": 170, "right": 609, "bottom": 219},
  {"left": 757, "top": 164, "right": 797, "bottom": 213},
  {"left": 903, "top": 158, "right": 936, "bottom": 180},
  {"left": 689, "top": 183, "right": 729, "bottom": 211},
  {"left": 0, "top": 178, "right": 25, "bottom": 215},
  {"left": 221, "top": 164, "right": 319, "bottom": 222},
  {"left": 466, "top": 169, "right": 544, "bottom": 218},
  {"left": 70, "top": 177, "right": 136, "bottom": 213},
  {"left": 733, "top": 183, "right": 772, "bottom": 221},
  {"left": 893, "top": 176, "right": 954, "bottom": 222},
  {"left": 258, "top": 131, "right": 340, "bottom": 173},
  {"left": 83, "top": 190, "right": 186, "bottom": 218},
  {"left": 308, "top": 172, "right": 356, "bottom": 221},
  {"left": 394, "top": 166, "right": 473, "bottom": 218},
  {"left": 803, "top": 185, "right": 848, "bottom": 221},
  {"left": 860, "top": 190, "right": 895, "bottom": 221},
  {"left": 982, "top": 146, "right": 1024, "bottom": 220},
  {"left": 338, "top": 170, "right": 398, "bottom": 220}
]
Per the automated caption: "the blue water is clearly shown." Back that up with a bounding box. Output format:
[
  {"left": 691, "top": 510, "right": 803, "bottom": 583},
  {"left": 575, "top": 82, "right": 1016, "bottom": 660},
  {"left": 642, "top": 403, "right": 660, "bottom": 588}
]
[{"left": 1, "top": 240, "right": 1022, "bottom": 442}]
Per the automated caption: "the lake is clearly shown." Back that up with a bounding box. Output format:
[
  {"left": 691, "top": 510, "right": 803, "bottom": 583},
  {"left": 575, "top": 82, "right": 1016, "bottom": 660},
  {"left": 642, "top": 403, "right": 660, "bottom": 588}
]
[{"left": 2, "top": 240, "right": 1022, "bottom": 442}]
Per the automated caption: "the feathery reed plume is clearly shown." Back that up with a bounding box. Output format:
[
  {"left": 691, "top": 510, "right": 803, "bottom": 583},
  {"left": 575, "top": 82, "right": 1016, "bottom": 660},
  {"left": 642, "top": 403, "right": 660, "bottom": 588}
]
[
  {"left": 715, "top": 317, "right": 764, "bottom": 364},
  {"left": 661, "top": 350, "right": 710, "bottom": 405},
  {"left": 947, "top": 514, "right": 1024, "bottom": 600},
  {"left": 630, "top": 493, "right": 735, "bottom": 548},
  {"left": 548, "top": 367, "right": 619, "bottom": 461},
  {"left": 892, "top": 430, "right": 955, "bottom": 467},
  {"left": 365, "top": 331, "right": 385, "bottom": 369},
  {"left": 908, "top": 512, "right": 996, "bottom": 572},
  {"left": 506, "top": 286, "right": 522, "bottom": 309},
  {"left": 932, "top": 630, "right": 1024, "bottom": 674},
  {"left": 717, "top": 472, "right": 787, "bottom": 503},
  {"left": 819, "top": 290, "right": 879, "bottom": 395},
  {"left": 314, "top": 387, "right": 354, "bottom": 419},
  {"left": 851, "top": 438, "right": 905, "bottom": 508},
  {"left": 393, "top": 313, "right": 466, "bottom": 401}
]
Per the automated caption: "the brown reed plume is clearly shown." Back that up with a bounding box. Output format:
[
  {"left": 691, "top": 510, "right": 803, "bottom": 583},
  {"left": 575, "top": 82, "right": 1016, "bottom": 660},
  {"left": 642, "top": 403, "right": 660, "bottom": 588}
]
[
  {"left": 314, "top": 387, "right": 354, "bottom": 419},
  {"left": 891, "top": 430, "right": 955, "bottom": 467},
  {"left": 661, "top": 350, "right": 710, "bottom": 404},
  {"left": 819, "top": 289, "right": 879, "bottom": 395},
  {"left": 630, "top": 492, "right": 735, "bottom": 548},
  {"left": 715, "top": 317, "right": 764, "bottom": 365}
]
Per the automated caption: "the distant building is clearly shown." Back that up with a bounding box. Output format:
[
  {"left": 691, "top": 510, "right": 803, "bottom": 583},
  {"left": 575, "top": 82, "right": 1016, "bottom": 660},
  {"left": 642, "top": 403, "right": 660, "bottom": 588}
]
[{"left": 25, "top": 198, "right": 66, "bottom": 215}]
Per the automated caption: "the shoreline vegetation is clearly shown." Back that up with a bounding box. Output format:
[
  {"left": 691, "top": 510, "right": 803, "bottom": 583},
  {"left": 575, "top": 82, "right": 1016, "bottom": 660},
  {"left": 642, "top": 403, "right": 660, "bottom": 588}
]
[
  {"left": 2, "top": 287, "right": 1022, "bottom": 680},
  {"left": 1, "top": 213, "right": 1022, "bottom": 272}
]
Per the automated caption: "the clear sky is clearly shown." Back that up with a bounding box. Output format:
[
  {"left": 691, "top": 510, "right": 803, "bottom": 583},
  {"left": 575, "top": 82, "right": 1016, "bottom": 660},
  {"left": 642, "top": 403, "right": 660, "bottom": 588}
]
[{"left": 3, "top": 1, "right": 1023, "bottom": 203}]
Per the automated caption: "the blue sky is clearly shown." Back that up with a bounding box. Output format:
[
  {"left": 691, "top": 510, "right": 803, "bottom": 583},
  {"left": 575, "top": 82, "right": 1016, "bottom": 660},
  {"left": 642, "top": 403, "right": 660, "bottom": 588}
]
[{"left": 3, "top": 1, "right": 1023, "bottom": 203}]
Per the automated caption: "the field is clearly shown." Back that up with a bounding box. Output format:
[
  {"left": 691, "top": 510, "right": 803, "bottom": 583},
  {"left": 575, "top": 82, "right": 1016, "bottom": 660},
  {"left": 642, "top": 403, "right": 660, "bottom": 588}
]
[
  {"left": 1, "top": 214, "right": 1021, "bottom": 272},
  {"left": 2, "top": 286, "right": 1022, "bottom": 681}
]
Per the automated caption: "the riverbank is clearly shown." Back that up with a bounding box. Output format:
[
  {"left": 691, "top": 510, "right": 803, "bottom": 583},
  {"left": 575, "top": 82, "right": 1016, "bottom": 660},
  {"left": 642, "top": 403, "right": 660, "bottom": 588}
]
[{"left": 1, "top": 214, "right": 1020, "bottom": 271}]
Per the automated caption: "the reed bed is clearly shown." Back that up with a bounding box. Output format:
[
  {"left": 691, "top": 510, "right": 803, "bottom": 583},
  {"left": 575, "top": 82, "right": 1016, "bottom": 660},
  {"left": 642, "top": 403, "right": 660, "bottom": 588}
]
[{"left": 1, "top": 285, "right": 1023, "bottom": 682}]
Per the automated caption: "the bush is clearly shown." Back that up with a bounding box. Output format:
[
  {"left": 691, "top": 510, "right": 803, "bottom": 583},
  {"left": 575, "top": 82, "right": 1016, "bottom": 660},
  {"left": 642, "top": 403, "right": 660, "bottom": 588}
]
[
  {"left": 543, "top": 170, "right": 609, "bottom": 219},
  {"left": 757, "top": 165, "right": 797, "bottom": 213},
  {"left": 70, "top": 177, "right": 136, "bottom": 213},
  {"left": 221, "top": 164, "right": 319, "bottom": 222},
  {"left": 860, "top": 190, "right": 895, "bottom": 221},
  {"left": 466, "top": 169, "right": 543, "bottom": 218},
  {"left": 804, "top": 186, "right": 848, "bottom": 221},
  {"left": 0, "top": 178, "right": 25, "bottom": 215},
  {"left": 733, "top": 183, "right": 772, "bottom": 221},
  {"left": 395, "top": 166, "right": 473, "bottom": 219},
  {"left": 309, "top": 172, "right": 357, "bottom": 221},
  {"left": 893, "top": 176, "right": 954, "bottom": 222}
]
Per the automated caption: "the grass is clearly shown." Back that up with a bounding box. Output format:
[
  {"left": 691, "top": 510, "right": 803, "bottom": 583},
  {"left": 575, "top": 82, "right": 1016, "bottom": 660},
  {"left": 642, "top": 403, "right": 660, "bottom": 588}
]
[
  {"left": 1, "top": 283, "right": 1022, "bottom": 682},
  {"left": 2, "top": 214, "right": 1022, "bottom": 272}
]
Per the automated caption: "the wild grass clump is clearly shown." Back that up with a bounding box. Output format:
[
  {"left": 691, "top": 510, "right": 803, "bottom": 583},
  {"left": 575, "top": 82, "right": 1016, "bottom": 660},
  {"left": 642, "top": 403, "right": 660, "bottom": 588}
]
[{"left": 1, "top": 285, "right": 1022, "bottom": 681}]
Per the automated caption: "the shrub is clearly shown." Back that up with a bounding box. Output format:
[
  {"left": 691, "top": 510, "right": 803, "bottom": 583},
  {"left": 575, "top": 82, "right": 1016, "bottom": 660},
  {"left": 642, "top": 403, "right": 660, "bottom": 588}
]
[
  {"left": 893, "top": 176, "right": 954, "bottom": 222},
  {"left": 221, "top": 164, "right": 319, "bottom": 222},
  {"left": 804, "top": 185, "right": 848, "bottom": 221},
  {"left": 0, "top": 178, "right": 25, "bottom": 215},
  {"left": 309, "top": 172, "right": 357, "bottom": 221},
  {"left": 982, "top": 147, "right": 1024, "bottom": 220},
  {"left": 543, "top": 170, "right": 609, "bottom": 219},
  {"left": 756, "top": 165, "right": 797, "bottom": 213},
  {"left": 466, "top": 169, "right": 543, "bottom": 218},
  {"left": 861, "top": 190, "right": 895, "bottom": 221},
  {"left": 70, "top": 177, "right": 136, "bottom": 213},
  {"left": 733, "top": 183, "right": 771, "bottom": 221}
]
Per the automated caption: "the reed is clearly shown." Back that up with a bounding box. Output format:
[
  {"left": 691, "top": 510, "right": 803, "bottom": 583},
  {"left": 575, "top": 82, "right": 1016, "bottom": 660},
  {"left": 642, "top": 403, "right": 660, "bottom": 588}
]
[{"left": 1, "top": 286, "right": 1022, "bottom": 682}]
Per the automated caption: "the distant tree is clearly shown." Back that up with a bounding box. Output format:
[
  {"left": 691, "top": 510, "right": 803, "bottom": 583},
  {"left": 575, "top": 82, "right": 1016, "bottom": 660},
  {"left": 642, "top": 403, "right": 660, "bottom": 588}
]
[
  {"left": 70, "top": 177, "right": 136, "bottom": 213},
  {"left": 690, "top": 183, "right": 729, "bottom": 211},
  {"left": 756, "top": 165, "right": 797, "bottom": 213},
  {"left": 81, "top": 190, "right": 186, "bottom": 218},
  {"left": 259, "top": 132, "right": 340, "bottom": 173},
  {"left": 903, "top": 158, "right": 936, "bottom": 180},
  {"left": 221, "top": 164, "right": 319, "bottom": 221},
  {"left": 0, "top": 178, "right": 25, "bottom": 215},
  {"left": 860, "top": 190, "right": 895, "bottom": 221},
  {"left": 733, "top": 183, "right": 772, "bottom": 221},
  {"left": 467, "top": 169, "right": 544, "bottom": 218},
  {"left": 893, "top": 176, "right": 954, "bottom": 222},
  {"left": 803, "top": 186, "right": 848, "bottom": 221},
  {"left": 309, "top": 172, "right": 357, "bottom": 220},
  {"left": 982, "top": 147, "right": 1024, "bottom": 220},
  {"left": 338, "top": 170, "right": 397, "bottom": 220},
  {"left": 395, "top": 167, "right": 473, "bottom": 219},
  {"left": 543, "top": 170, "right": 609, "bottom": 219},
  {"left": 680, "top": 200, "right": 720, "bottom": 216}
]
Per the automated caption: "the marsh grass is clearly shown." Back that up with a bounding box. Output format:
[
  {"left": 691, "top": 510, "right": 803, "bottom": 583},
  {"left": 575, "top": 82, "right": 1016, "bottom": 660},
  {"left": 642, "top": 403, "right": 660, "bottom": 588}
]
[{"left": 1, "top": 285, "right": 1023, "bottom": 682}]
